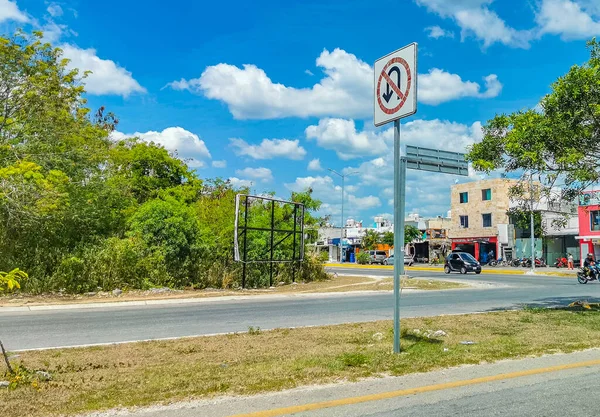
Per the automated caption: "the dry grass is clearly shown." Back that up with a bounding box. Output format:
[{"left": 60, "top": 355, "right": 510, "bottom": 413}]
[
  {"left": 0, "top": 277, "right": 465, "bottom": 307},
  {"left": 2, "top": 308, "right": 600, "bottom": 417}
]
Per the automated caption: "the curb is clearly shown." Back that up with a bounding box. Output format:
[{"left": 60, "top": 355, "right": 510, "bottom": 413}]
[
  {"left": 0, "top": 289, "right": 420, "bottom": 313},
  {"left": 325, "top": 263, "right": 577, "bottom": 278}
]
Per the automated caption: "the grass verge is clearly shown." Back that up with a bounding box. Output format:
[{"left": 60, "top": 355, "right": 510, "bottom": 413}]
[
  {"left": 0, "top": 277, "right": 465, "bottom": 307},
  {"left": 3, "top": 308, "right": 600, "bottom": 417}
]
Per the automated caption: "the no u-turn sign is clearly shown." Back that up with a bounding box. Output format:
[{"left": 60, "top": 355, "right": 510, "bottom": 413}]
[{"left": 374, "top": 43, "right": 417, "bottom": 127}]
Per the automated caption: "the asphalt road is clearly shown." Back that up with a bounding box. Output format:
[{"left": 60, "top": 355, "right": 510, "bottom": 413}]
[
  {"left": 98, "top": 349, "right": 600, "bottom": 417},
  {"left": 2, "top": 268, "right": 600, "bottom": 351}
]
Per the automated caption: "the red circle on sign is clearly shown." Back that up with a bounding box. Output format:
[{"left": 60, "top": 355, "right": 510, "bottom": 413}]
[{"left": 376, "top": 57, "right": 412, "bottom": 115}]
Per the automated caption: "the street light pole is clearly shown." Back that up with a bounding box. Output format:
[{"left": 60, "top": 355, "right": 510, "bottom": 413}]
[
  {"left": 529, "top": 173, "right": 535, "bottom": 273},
  {"left": 328, "top": 168, "right": 345, "bottom": 263},
  {"left": 328, "top": 168, "right": 357, "bottom": 263}
]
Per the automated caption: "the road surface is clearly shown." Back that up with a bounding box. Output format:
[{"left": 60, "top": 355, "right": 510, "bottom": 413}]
[
  {"left": 89, "top": 349, "right": 600, "bottom": 417},
  {"left": 2, "top": 268, "right": 600, "bottom": 351}
]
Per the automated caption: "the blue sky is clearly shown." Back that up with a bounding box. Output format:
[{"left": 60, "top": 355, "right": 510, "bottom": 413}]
[{"left": 2, "top": 0, "right": 599, "bottom": 225}]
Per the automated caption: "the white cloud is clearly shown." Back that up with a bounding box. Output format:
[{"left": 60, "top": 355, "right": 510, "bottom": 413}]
[
  {"left": 168, "top": 48, "right": 372, "bottom": 119},
  {"left": 402, "top": 119, "right": 484, "bottom": 150},
  {"left": 285, "top": 176, "right": 337, "bottom": 201},
  {"left": 0, "top": 0, "right": 28, "bottom": 23},
  {"left": 308, "top": 158, "right": 323, "bottom": 171},
  {"left": 42, "top": 20, "right": 68, "bottom": 43},
  {"left": 419, "top": 69, "right": 502, "bottom": 105},
  {"left": 536, "top": 0, "right": 600, "bottom": 39},
  {"left": 284, "top": 175, "right": 381, "bottom": 219},
  {"left": 186, "top": 158, "right": 205, "bottom": 168},
  {"left": 425, "top": 25, "right": 455, "bottom": 39},
  {"left": 348, "top": 195, "right": 381, "bottom": 210},
  {"left": 308, "top": 118, "right": 482, "bottom": 168},
  {"left": 47, "top": 3, "right": 63, "bottom": 17},
  {"left": 229, "top": 138, "right": 306, "bottom": 160},
  {"left": 0, "top": 3, "right": 141, "bottom": 97},
  {"left": 212, "top": 160, "right": 227, "bottom": 168},
  {"left": 167, "top": 48, "right": 500, "bottom": 119},
  {"left": 342, "top": 118, "right": 488, "bottom": 217},
  {"left": 228, "top": 177, "right": 253, "bottom": 188},
  {"left": 416, "top": 0, "right": 533, "bottom": 48},
  {"left": 235, "top": 167, "right": 273, "bottom": 183},
  {"left": 375, "top": 213, "right": 394, "bottom": 221},
  {"left": 305, "top": 69, "right": 314, "bottom": 76},
  {"left": 61, "top": 44, "right": 146, "bottom": 97},
  {"left": 305, "top": 118, "right": 390, "bottom": 159},
  {"left": 112, "top": 127, "right": 211, "bottom": 168},
  {"left": 345, "top": 121, "right": 481, "bottom": 195}
]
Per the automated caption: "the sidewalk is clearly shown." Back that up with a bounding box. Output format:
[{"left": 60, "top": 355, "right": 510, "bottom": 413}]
[
  {"left": 82, "top": 349, "right": 600, "bottom": 417},
  {"left": 325, "top": 262, "right": 578, "bottom": 277}
]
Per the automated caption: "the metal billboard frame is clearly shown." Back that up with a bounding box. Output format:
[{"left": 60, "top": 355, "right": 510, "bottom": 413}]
[{"left": 234, "top": 194, "right": 305, "bottom": 288}]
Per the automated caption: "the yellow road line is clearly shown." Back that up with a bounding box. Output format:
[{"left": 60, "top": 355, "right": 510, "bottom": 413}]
[
  {"left": 325, "top": 264, "right": 576, "bottom": 277},
  {"left": 228, "top": 359, "right": 600, "bottom": 417}
]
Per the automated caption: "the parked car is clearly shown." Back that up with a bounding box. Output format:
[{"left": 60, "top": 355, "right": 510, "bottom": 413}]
[
  {"left": 368, "top": 250, "right": 387, "bottom": 264},
  {"left": 383, "top": 254, "right": 415, "bottom": 266},
  {"left": 444, "top": 252, "right": 482, "bottom": 274}
]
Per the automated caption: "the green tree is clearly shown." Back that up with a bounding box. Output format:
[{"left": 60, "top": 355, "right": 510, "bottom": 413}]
[
  {"left": 380, "top": 226, "right": 421, "bottom": 247},
  {"left": 0, "top": 29, "right": 330, "bottom": 293},
  {"left": 467, "top": 38, "right": 600, "bottom": 211},
  {"left": 404, "top": 225, "right": 421, "bottom": 243},
  {"left": 128, "top": 197, "right": 202, "bottom": 287},
  {"left": 362, "top": 229, "right": 380, "bottom": 250},
  {"left": 382, "top": 231, "right": 394, "bottom": 246}
]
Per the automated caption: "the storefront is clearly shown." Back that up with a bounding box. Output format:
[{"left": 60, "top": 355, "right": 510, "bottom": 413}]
[
  {"left": 576, "top": 191, "right": 600, "bottom": 265},
  {"left": 451, "top": 237, "right": 498, "bottom": 263}
]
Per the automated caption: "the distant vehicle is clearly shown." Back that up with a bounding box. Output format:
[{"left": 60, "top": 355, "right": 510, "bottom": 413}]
[
  {"left": 368, "top": 250, "right": 387, "bottom": 265},
  {"left": 444, "top": 252, "right": 482, "bottom": 274},
  {"left": 383, "top": 254, "right": 414, "bottom": 266}
]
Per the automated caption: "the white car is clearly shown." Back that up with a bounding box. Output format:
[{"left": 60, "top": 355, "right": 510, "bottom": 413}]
[{"left": 383, "top": 254, "right": 414, "bottom": 266}]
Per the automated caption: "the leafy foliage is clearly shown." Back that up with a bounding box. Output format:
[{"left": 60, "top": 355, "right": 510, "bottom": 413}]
[
  {"left": 356, "top": 252, "right": 370, "bottom": 265},
  {"left": 507, "top": 209, "right": 544, "bottom": 238},
  {"left": 404, "top": 225, "right": 421, "bottom": 243},
  {"left": 370, "top": 225, "right": 421, "bottom": 249},
  {"left": 361, "top": 229, "right": 380, "bottom": 250},
  {"left": 0, "top": 268, "right": 27, "bottom": 292},
  {"left": 467, "top": 38, "right": 600, "bottom": 209},
  {"left": 0, "top": 31, "right": 327, "bottom": 293},
  {"left": 382, "top": 231, "right": 394, "bottom": 246}
]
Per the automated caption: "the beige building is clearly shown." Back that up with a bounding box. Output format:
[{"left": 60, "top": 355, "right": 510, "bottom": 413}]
[{"left": 449, "top": 178, "right": 518, "bottom": 261}]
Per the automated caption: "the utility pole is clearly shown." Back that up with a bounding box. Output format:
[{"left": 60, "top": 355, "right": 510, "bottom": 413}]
[
  {"left": 328, "top": 168, "right": 358, "bottom": 263},
  {"left": 530, "top": 172, "right": 535, "bottom": 273}
]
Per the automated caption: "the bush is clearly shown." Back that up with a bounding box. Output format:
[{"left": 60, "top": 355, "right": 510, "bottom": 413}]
[
  {"left": 128, "top": 197, "right": 202, "bottom": 287},
  {"left": 318, "top": 250, "right": 329, "bottom": 262},
  {"left": 50, "top": 237, "right": 172, "bottom": 293},
  {"left": 0, "top": 268, "right": 27, "bottom": 293},
  {"left": 357, "top": 252, "right": 370, "bottom": 265}
]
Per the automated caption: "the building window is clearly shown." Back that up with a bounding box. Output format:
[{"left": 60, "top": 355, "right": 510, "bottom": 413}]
[
  {"left": 591, "top": 210, "right": 600, "bottom": 231},
  {"left": 482, "top": 188, "right": 492, "bottom": 201},
  {"left": 460, "top": 215, "right": 469, "bottom": 228},
  {"left": 482, "top": 213, "right": 492, "bottom": 228},
  {"left": 459, "top": 192, "right": 469, "bottom": 204}
]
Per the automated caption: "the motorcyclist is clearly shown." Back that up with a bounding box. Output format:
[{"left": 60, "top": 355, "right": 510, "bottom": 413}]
[{"left": 583, "top": 253, "right": 599, "bottom": 279}]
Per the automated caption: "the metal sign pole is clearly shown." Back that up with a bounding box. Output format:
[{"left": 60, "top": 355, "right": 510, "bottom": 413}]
[
  {"left": 399, "top": 155, "right": 407, "bottom": 278},
  {"left": 375, "top": 43, "right": 418, "bottom": 355},
  {"left": 393, "top": 120, "right": 403, "bottom": 353}
]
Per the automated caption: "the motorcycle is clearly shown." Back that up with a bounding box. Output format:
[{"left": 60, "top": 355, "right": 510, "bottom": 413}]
[
  {"left": 554, "top": 257, "right": 568, "bottom": 268},
  {"left": 488, "top": 257, "right": 505, "bottom": 267},
  {"left": 511, "top": 258, "right": 523, "bottom": 267},
  {"left": 522, "top": 257, "right": 547, "bottom": 268},
  {"left": 577, "top": 266, "right": 600, "bottom": 284}
]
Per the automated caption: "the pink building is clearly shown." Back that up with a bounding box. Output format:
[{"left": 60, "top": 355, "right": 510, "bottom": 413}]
[{"left": 576, "top": 190, "right": 600, "bottom": 264}]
